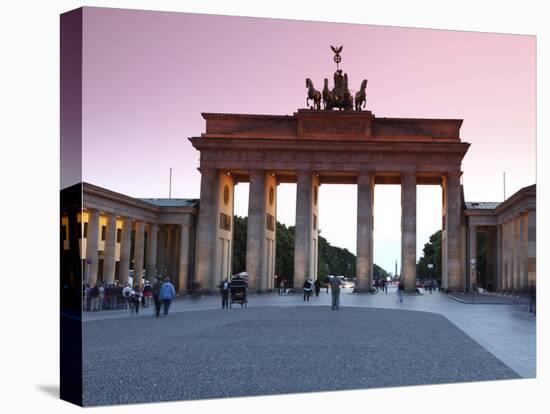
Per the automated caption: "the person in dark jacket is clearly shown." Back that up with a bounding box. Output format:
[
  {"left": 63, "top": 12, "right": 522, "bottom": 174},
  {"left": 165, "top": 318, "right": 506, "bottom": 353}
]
[
  {"left": 220, "top": 278, "right": 230, "bottom": 309},
  {"left": 152, "top": 276, "right": 163, "bottom": 317},
  {"left": 303, "top": 279, "right": 313, "bottom": 301},
  {"left": 329, "top": 276, "right": 342, "bottom": 310},
  {"left": 314, "top": 279, "right": 321, "bottom": 297},
  {"left": 130, "top": 284, "right": 141, "bottom": 314}
]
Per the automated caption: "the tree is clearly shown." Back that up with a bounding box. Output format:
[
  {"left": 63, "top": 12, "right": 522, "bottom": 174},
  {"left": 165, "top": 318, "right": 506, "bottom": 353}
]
[
  {"left": 232, "top": 216, "right": 390, "bottom": 284},
  {"left": 416, "top": 230, "right": 442, "bottom": 282}
]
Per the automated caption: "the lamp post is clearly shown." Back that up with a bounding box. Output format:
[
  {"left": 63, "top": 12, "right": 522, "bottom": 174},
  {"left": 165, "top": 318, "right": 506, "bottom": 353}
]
[{"left": 427, "top": 263, "right": 434, "bottom": 292}]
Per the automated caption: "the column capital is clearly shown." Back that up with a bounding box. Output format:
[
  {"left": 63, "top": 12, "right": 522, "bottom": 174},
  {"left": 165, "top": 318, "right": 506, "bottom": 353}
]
[
  {"left": 198, "top": 167, "right": 217, "bottom": 176},
  {"left": 445, "top": 171, "right": 463, "bottom": 178},
  {"left": 357, "top": 170, "right": 374, "bottom": 178}
]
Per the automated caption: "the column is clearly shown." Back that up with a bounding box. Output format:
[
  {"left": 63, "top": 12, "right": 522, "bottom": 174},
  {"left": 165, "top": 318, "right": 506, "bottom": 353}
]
[
  {"left": 506, "top": 220, "right": 513, "bottom": 291},
  {"left": 401, "top": 172, "right": 416, "bottom": 292},
  {"left": 246, "top": 170, "right": 267, "bottom": 292},
  {"left": 178, "top": 224, "right": 191, "bottom": 293},
  {"left": 261, "top": 173, "right": 277, "bottom": 291},
  {"left": 527, "top": 209, "right": 536, "bottom": 289},
  {"left": 468, "top": 224, "right": 477, "bottom": 291},
  {"left": 294, "top": 171, "right": 316, "bottom": 290},
  {"left": 442, "top": 172, "right": 462, "bottom": 290},
  {"left": 513, "top": 217, "right": 521, "bottom": 291},
  {"left": 146, "top": 223, "right": 159, "bottom": 281},
  {"left": 172, "top": 226, "right": 181, "bottom": 284},
  {"left": 194, "top": 169, "right": 219, "bottom": 291},
  {"left": 165, "top": 226, "right": 174, "bottom": 279},
  {"left": 519, "top": 213, "right": 528, "bottom": 291},
  {"left": 496, "top": 224, "right": 502, "bottom": 292},
  {"left": 156, "top": 225, "right": 167, "bottom": 277},
  {"left": 134, "top": 221, "right": 145, "bottom": 288},
  {"left": 118, "top": 217, "right": 132, "bottom": 284},
  {"left": 102, "top": 213, "right": 117, "bottom": 283},
  {"left": 356, "top": 171, "right": 374, "bottom": 291},
  {"left": 309, "top": 174, "right": 320, "bottom": 284},
  {"left": 85, "top": 209, "right": 100, "bottom": 286}
]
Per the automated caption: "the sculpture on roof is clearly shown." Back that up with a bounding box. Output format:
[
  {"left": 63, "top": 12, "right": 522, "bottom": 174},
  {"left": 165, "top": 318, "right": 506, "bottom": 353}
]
[
  {"left": 305, "top": 45, "right": 368, "bottom": 112},
  {"left": 305, "top": 78, "right": 322, "bottom": 110}
]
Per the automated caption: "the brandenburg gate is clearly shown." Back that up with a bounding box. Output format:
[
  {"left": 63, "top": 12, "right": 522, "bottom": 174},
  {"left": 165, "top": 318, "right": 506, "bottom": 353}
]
[{"left": 190, "top": 47, "right": 470, "bottom": 293}]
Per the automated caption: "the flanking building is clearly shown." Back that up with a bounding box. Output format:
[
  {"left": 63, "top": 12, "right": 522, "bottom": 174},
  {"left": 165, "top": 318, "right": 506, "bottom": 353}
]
[
  {"left": 61, "top": 182, "right": 198, "bottom": 293},
  {"left": 464, "top": 184, "right": 536, "bottom": 293}
]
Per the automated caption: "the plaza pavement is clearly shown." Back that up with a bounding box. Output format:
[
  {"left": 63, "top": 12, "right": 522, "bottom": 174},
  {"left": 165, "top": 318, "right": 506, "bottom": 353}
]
[{"left": 82, "top": 286, "right": 535, "bottom": 406}]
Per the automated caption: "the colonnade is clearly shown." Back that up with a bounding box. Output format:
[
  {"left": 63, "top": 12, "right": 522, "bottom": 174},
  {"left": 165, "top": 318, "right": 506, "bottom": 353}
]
[
  {"left": 194, "top": 169, "right": 463, "bottom": 293},
  {"left": 468, "top": 209, "right": 535, "bottom": 293},
  {"left": 82, "top": 209, "right": 192, "bottom": 292}
]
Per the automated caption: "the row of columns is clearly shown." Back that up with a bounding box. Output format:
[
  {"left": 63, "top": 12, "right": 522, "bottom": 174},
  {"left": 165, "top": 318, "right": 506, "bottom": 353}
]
[
  {"left": 470, "top": 209, "right": 536, "bottom": 293},
  {"left": 84, "top": 209, "right": 192, "bottom": 292},
  {"left": 195, "top": 169, "right": 463, "bottom": 293},
  {"left": 498, "top": 211, "right": 534, "bottom": 292}
]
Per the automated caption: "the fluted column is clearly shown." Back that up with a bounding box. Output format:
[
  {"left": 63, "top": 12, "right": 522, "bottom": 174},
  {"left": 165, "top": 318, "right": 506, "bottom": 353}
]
[
  {"left": 134, "top": 221, "right": 145, "bottom": 288},
  {"left": 119, "top": 217, "right": 132, "bottom": 284},
  {"left": 442, "top": 172, "right": 462, "bottom": 290},
  {"left": 294, "top": 171, "right": 314, "bottom": 290},
  {"left": 513, "top": 217, "right": 521, "bottom": 291},
  {"left": 506, "top": 220, "right": 513, "bottom": 290},
  {"left": 527, "top": 209, "right": 536, "bottom": 288},
  {"left": 496, "top": 224, "right": 502, "bottom": 292},
  {"left": 157, "top": 225, "right": 167, "bottom": 277},
  {"left": 102, "top": 213, "right": 117, "bottom": 283},
  {"left": 356, "top": 171, "right": 374, "bottom": 291},
  {"left": 172, "top": 226, "right": 181, "bottom": 284},
  {"left": 85, "top": 209, "right": 100, "bottom": 286},
  {"left": 178, "top": 224, "right": 191, "bottom": 293},
  {"left": 468, "top": 224, "right": 477, "bottom": 291},
  {"left": 401, "top": 172, "right": 417, "bottom": 292},
  {"left": 164, "top": 226, "right": 174, "bottom": 280},
  {"left": 146, "top": 223, "right": 159, "bottom": 282},
  {"left": 519, "top": 213, "right": 528, "bottom": 291},
  {"left": 246, "top": 170, "right": 267, "bottom": 292},
  {"left": 194, "top": 169, "right": 219, "bottom": 291}
]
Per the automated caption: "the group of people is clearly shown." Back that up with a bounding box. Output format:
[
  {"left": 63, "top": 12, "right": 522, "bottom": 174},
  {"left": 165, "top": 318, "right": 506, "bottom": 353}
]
[
  {"left": 373, "top": 278, "right": 388, "bottom": 293},
  {"left": 83, "top": 277, "right": 177, "bottom": 316},
  {"left": 302, "top": 278, "right": 322, "bottom": 301}
]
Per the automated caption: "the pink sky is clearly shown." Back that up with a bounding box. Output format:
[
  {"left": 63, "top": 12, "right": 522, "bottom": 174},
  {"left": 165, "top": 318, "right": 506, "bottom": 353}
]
[{"left": 80, "top": 7, "right": 535, "bottom": 272}]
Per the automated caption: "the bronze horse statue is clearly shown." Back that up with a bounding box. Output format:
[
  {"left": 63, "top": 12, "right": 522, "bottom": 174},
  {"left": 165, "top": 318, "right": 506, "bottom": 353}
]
[
  {"left": 354, "top": 79, "right": 368, "bottom": 111},
  {"left": 305, "top": 78, "right": 322, "bottom": 110},
  {"left": 322, "top": 78, "right": 331, "bottom": 110}
]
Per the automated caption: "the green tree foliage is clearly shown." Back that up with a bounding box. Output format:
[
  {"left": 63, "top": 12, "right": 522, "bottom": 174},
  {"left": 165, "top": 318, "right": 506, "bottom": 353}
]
[
  {"left": 232, "top": 215, "right": 389, "bottom": 283},
  {"left": 416, "top": 230, "right": 442, "bottom": 282}
]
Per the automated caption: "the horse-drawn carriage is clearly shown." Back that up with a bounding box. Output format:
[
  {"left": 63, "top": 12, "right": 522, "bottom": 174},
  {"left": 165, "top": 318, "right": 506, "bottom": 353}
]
[{"left": 229, "top": 274, "right": 248, "bottom": 308}]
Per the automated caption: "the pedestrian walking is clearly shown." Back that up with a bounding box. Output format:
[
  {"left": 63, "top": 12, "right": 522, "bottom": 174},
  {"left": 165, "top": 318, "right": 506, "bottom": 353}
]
[
  {"left": 152, "top": 276, "right": 163, "bottom": 317},
  {"left": 142, "top": 280, "right": 152, "bottom": 308},
  {"left": 220, "top": 278, "right": 230, "bottom": 308},
  {"left": 159, "top": 278, "right": 176, "bottom": 315},
  {"left": 84, "top": 284, "right": 92, "bottom": 312},
  {"left": 90, "top": 283, "right": 100, "bottom": 311},
  {"left": 429, "top": 279, "right": 434, "bottom": 294},
  {"left": 98, "top": 283, "right": 105, "bottom": 310},
  {"left": 324, "top": 276, "right": 330, "bottom": 294},
  {"left": 130, "top": 284, "right": 141, "bottom": 314},
  {"left": 397, "top": 281, "right": 404, "bottom": 303},
  {"left": 314, "top": 279, "right": 321, "bottom": 297},
  {"left": 330, "top": 276, "right": 342, "bottom": 310},
  {"left": 303, "top": 279, "right": 313, "bottom": 301},
  {"left": 122, "top": 283, "right": 132, "bottom": 309},
  {"left": 374, "top": 278, "right": 380, "bottom": 291}
]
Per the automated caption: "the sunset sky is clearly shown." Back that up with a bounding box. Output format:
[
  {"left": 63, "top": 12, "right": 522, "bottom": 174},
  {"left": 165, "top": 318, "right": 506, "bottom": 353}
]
[{"left": 80, "top": 7, "right": 535, "bottom": 274}]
